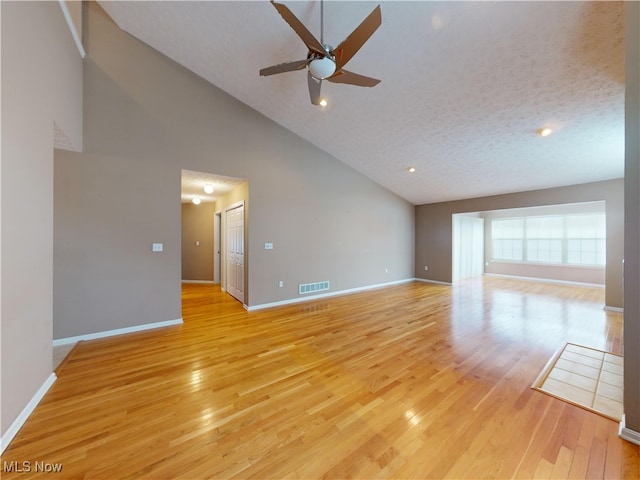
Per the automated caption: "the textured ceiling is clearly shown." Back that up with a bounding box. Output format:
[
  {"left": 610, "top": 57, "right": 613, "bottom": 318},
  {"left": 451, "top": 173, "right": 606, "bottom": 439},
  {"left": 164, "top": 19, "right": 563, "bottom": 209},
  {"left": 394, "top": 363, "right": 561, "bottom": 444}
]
[
  {"left": 99, "top": 1, "right": 625, "bottom": 205},
  {"left": 181, "top": 169, "right": 245, "bottom": 204}
]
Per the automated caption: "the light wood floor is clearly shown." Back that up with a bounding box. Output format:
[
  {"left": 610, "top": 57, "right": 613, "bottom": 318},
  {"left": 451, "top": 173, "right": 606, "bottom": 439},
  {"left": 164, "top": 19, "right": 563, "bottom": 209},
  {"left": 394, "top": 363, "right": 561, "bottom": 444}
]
[{"left": 2, "top": 277, "right": 639, "bottom": 479}]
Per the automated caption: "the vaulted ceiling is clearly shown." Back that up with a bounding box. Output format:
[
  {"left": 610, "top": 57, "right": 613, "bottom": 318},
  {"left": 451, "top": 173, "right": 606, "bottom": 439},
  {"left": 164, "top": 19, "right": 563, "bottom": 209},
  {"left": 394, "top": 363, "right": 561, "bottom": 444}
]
[{"left": 99, "top": 1, "right": 625, "bottom": 205}]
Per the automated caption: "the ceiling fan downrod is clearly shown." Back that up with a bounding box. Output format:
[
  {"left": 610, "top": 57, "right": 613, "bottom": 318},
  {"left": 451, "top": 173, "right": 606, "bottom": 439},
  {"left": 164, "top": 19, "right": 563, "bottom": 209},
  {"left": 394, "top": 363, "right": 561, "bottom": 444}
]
[{"left": 320, "top": 0, "right": 324, "bottom": 45}]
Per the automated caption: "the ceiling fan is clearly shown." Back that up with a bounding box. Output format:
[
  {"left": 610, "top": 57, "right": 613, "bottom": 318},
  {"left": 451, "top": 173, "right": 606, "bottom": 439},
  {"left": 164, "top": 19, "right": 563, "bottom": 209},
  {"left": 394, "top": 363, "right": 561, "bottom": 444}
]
[{"left": 260, "top": 0, "right": 382, "bottom": 106}]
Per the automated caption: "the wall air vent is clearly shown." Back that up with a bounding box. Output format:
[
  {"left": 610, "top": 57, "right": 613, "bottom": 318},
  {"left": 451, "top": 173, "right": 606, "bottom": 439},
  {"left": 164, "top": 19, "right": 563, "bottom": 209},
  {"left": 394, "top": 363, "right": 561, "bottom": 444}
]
[{"left": 298, "top": 281, "right": 330, "bottom": 295}]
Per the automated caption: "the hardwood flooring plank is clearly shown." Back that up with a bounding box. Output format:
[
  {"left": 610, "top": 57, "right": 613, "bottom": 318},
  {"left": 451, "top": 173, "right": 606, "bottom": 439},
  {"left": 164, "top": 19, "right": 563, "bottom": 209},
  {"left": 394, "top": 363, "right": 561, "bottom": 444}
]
[{"left": 1, "top": 278, "right": 638, "bottom": 479}]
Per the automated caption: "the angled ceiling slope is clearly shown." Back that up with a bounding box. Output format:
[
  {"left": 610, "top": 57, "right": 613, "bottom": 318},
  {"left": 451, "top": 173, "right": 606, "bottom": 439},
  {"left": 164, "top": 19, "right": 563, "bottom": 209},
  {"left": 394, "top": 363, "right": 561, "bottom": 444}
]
[{"left": 98, "top": 1, "right": 625, "bottom": 205}]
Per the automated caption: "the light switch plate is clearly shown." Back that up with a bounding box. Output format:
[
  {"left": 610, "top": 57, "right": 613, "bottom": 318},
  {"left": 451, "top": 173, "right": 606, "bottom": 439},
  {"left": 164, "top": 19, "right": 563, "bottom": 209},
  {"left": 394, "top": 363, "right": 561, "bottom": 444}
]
[
  {"left": 152, "top": 243, "right": 163, "bottom": 252},
  {"left": 264, "top": 242, "right": 274, "bottom": 250}
]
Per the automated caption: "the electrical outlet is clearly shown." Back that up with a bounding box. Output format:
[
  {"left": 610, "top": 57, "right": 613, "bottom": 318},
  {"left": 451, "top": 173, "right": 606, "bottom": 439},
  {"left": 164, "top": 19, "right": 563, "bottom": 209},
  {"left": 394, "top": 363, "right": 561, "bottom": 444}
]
[
  {"left": 424, "top": 265, "right": 429, "bottom": 271},
  {"left": 279, "top": 280, "right": 284, "bottom": 288}
]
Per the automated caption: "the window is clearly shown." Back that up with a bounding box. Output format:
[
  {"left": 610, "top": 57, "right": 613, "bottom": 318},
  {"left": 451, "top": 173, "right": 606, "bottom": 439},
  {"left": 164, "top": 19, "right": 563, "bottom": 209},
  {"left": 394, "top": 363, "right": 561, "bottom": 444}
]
[
  {"left": 526, "top": 216, "right": 563, "bottom": 263},
  {"left": 566, "top": 214, "right": 606, "bottom": 266},
  {"left": 492, "top": 218, "right": 523, "bottom": 261},
  {"left": 491, "top": 213, "right": 605, "bottom": 266}
]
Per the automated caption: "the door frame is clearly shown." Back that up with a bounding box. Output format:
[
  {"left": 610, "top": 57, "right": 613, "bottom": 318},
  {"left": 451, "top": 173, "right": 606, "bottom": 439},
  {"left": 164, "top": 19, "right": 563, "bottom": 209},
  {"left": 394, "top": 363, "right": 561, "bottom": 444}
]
[{"left": 213, "top": 211, "right": 221, "bottom": 284}]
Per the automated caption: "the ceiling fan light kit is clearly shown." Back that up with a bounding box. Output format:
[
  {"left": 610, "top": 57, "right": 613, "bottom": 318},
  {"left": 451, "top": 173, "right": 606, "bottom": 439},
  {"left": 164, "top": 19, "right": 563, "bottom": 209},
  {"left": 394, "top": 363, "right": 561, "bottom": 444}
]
[
  {"left": 309, "top": 56, "right": 336, "bottom": 80},
  {"left": 260, "top": 0, "right": 382, "bottom": 106}
]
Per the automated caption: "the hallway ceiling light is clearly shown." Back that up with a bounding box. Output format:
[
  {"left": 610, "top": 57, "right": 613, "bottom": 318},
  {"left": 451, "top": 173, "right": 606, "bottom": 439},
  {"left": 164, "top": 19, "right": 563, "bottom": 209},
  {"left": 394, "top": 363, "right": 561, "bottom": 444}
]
[
  {"left": 203, "top": 184, "right": 214, "bottom": 194},
  {"left": 537, "top": 127, "right": 553, "bottom": 137},
  {"left": 192, "top": 197, "right": 201, "bottom": 205}
]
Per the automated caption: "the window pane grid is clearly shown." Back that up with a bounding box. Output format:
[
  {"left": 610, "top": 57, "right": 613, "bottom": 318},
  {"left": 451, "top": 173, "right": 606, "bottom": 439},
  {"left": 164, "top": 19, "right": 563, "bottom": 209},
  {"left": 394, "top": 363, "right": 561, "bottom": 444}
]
[
  {"left": 527, "top": 239, "right": 562, "bottom": 263},
  {"left": 491, "top": 214, "right": 605, "bottom": 266},
  {"left": 493, "top": 239, "right": 523, "bottom": 261},
  {"left": 526, "top": 216, "right": 564, "bottom": 239}
]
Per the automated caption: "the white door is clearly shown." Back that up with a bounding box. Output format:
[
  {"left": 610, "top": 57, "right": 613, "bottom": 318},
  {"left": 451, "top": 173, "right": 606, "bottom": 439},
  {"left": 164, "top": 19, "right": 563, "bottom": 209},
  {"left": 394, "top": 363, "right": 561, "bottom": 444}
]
[{"left": 225, "top": 203, "right": 244, "bottom": 302}]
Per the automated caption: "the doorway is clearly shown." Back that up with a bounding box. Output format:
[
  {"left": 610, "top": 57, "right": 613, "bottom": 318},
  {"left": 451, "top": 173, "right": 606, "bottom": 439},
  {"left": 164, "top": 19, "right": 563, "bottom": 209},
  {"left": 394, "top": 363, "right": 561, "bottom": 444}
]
[{"left": 180, "top": 169, "right": 247, "bottom": 297}]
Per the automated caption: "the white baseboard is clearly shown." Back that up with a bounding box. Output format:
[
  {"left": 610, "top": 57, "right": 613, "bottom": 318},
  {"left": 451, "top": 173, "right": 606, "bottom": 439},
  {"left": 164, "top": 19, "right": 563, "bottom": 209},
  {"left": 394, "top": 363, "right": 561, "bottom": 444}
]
[
  {"left": 484, "top": 273, "right": 604, "bottom": 288},
  {"left": 246, "top": 278, "right": 415, "bottom": 311},
  {"left": 181, "top": 280, "right": 216, "bottom": 284},
  {"left": 619, "top": 415, "right": 640, "bottom": 445},
  {"left": 1, "top": 373, "right": 57, "bottom": 454},
  {"left": 53, "top": 318, "right": 183, "bottom": 346},
  {"left": 414, "top": 277, "right": 453, "bottom": 286},
  {"left": 604, "top": 305, "right": 624, "bottom": 313}
]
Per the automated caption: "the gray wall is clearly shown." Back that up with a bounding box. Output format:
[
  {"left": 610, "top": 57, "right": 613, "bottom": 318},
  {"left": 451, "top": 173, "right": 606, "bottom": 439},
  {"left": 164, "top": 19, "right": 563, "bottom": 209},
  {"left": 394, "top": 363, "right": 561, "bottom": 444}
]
[
  {"left": 53, "top": 151, "right": 182, "bottom": 339},
  {"left": 182, "top": 202, "right": 216, "bottom": 282},
  {"left": 52, "top": 1, "right": 414, "bottom": 339},
  {"left": 1, "top": 2, "right": 83, "bottom": 436},
  {"left": 415, "top": 179, "right": 624, "bottom": 308},
  {"left": 624, "top": 0, "right": 640, "bottom": 435}
]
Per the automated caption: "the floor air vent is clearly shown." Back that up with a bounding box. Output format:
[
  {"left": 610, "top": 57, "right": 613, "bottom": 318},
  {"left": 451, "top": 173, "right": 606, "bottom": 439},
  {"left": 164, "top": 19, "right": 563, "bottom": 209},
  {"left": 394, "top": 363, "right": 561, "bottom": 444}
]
[{"left": 299, "top": 281, "right": 330, "bottom": 295}]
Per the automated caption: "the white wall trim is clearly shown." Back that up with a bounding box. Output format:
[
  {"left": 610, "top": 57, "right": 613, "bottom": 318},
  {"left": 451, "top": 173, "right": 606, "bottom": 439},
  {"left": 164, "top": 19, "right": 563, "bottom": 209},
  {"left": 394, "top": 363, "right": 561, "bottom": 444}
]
[
  {"left": 619, "top": 415, "right": 640, "bottom": 445},
  {"left": 225, "top": 200, "right": 245, "bottom": 212},
  {"left": 414, "top": 278, "right": 453, "bottom": 286},
  {"left": 484, "top": 273, "right": 604, "bottom": 288},
  {"left": 182, "top": 280, "right": 216, "bottom": 284},
  {"left": 1, "top": 373, "right": 57, "bottom": 454},
  {"left": 58, "top": 0, "right": 85, "bottom": 58},
  {"left": 53, "top": 318, "right": 183, "bottom": 346},
  {"left": 245, "top": 278, "right": 415, "bottom": 311},
  {"left": 604, "top": 305, "right": 624, "bottom": 313}
]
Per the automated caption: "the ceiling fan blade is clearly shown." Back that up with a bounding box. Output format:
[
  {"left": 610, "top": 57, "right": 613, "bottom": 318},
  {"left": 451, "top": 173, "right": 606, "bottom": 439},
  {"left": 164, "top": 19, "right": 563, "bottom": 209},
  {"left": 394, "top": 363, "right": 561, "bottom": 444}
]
[
  {"left": 307, "top": 71, "right": 322, "bottom": 105},
  {"left": 328, "top": 69, "right": 380, "bottom": 87},
  {"left": 332, "top": 5, "right": 381, "bottom": 71},
  {"left": 271, "top": 1, "right": 326, "bottom": 57},
  {"left": 260, "top": 59, "right": 311, "bottom": 77}
]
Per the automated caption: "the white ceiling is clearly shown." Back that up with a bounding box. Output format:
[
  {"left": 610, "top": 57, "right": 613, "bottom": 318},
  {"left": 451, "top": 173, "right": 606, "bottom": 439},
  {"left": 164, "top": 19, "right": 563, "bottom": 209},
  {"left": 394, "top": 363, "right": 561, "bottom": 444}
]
[
  {"left": 181, "top": 169, "right": 245, "bottom": 203},
  {"left": 99, "top": 1, "right": 625, "bottom": 206}
]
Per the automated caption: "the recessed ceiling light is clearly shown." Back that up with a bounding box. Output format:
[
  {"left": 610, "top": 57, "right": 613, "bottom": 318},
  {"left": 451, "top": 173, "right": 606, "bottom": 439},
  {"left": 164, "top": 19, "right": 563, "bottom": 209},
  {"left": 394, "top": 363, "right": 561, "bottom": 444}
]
[
  {"left": 203, "top": 184, "right": 214, "bottom": 194},
  {"left": 192, "top": 197, "right": 201, "bottom": 205},
  {"left": 319, "top": 98, "right": 328, "bottom": 107},
  {"left": 408, "top": 167, "right": 416, "bottom": 173},
  {"left": 431, "top": 14, "right": 444, "bottom": 30},
  {"left": 537, "top": 127, "right": 553, "bottom": 137}
]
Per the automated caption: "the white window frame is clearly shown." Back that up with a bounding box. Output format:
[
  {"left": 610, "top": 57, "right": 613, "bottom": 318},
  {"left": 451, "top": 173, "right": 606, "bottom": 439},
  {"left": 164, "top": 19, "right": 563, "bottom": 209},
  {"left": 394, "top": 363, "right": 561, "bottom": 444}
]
[{"left": 490, "top": 213, "right": 606, "bottom": 267}]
